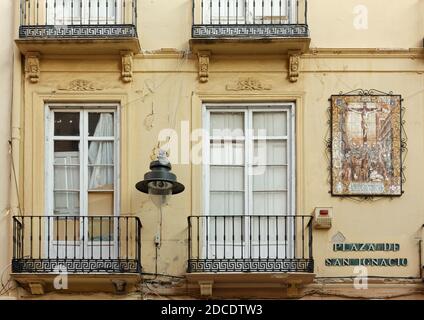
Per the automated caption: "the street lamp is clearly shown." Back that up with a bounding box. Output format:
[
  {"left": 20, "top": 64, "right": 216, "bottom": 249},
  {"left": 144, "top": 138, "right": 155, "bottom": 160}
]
[{"left": 135, "top": 150, "right": 185, "bottom": 204}]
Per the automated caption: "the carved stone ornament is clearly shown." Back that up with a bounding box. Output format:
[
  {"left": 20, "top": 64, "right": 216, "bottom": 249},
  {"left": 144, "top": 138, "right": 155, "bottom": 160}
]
[
  {"left": 25, "top": 52, "right": 40, "bottom": 84},
  {"left": 58, "top": 79, "right": 104, "bottom": 91},
  {"left": 226, "top": 78, "right": 272, "bottom": 91},
  {"left": 198, "top": 51, "right": 210, "bottom": 83},
  {"left": 121, "top": 51, "right": 133, "bottom": 83},
  {"left": 288, "top": 50, "right": 301, "bottom": 83}
]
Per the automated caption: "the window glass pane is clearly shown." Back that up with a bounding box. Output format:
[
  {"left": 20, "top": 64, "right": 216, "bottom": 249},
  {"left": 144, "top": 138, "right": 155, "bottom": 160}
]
[
  {"left": 205, "top": 0, "right": 246, "bottom": 24},
  {"left": 210, "top": 112, "right": 244, "bottom": 137},
  {"left": 253, "top": 111, "right": 287, "bottom": 136},
  {"left": 88, "top": 166, "right": 114, "bottom": 190},
  {"left": 54, "top": 191, "right": 80, "bottom": 215},
  {"left": 254, "top": 0, "right": 289, "bottom": 24},
  {"left": 88, "top": 141, "right": 114, "bottom": 190},
  {"left": 210, "top": 141, "right": 244, "bottom": 165},
  {"left": 253, "top": 166, "right": 287, "bottom": 191},
  {"left": 47, "top": 0, "right": 117, "bottom": 25},
  {"left": 250, "top": 217, "right": 287, "bottom": 259},
  {"left": 86, "top": 0, "right": 117, "bottom": 24},
  {"left": 54, "top": 141, "right": 80, "bottom": 190},
  {"left": 210, "top": 192, "right": 244, "bottom": 215},
  {"left": 252, "top": 191, "right": 287, "bottom": 215},
  {"left": 88, "top": 141, "right": 114, "bottom": 165},
  {"left": 54, "top": 113, "right": 79, "bottom": 136},
  {"left": 54, "top": 141, "right": 80, "bottom": 158},
  {"left": 89, "top": 112, "right": 114, "bottom": 137},
  {"left": 254, "top": 140, "right": 287, "bottom": 165},
  {"left": 210, "top": 166, "right": 244, "bottom": 191}
]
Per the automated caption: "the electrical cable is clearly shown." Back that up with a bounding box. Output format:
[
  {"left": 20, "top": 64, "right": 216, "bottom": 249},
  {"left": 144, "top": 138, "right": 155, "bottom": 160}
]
[
  {"left": 141, "top": 272, "right": 185, "bottom": 280},
  {"left": 0, "top": 263, "right": 15, "bottom": 296},
  {"left": 9, "top": 140, "right": 23, "bottom": 216}
]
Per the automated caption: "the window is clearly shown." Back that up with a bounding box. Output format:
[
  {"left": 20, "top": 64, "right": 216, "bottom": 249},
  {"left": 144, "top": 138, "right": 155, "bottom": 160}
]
[
  {"left": 202, "top": 0, "right": 297, "bottom": 25},
  {"left": 203, "top": 104, "right": 295, "bottom": 259},
  {"left": 47, "top": 0, "right": 120, "bottom": 25},
  {"left": 45, "top": 106, "right": 119, "bottom": 258}
]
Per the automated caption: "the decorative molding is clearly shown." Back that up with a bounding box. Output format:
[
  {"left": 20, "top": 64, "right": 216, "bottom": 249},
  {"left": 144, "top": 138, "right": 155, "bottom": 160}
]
[
  {"left": 226, "top": 78, "right": 272, "bottom": 91},
  {"left": 25, "top": 52, "right": 40, "bottom": 84},
  {"left": 121, "top": 51, "right": 134, "bottom": 83},
  {"left": 198, "top": 51, "right": 210, "bottom": 83},
  {"left": 198, "top": 281, "right": 214, "bottom": 297},
  {"left": 288, "top": 50, "right": 301, "bottom": 83},
  {"left": 57, "top": 79, "right": 105, "bottom": 91},
  {"left": 304, "top": 48, "right": 424, "bottom": 59}
]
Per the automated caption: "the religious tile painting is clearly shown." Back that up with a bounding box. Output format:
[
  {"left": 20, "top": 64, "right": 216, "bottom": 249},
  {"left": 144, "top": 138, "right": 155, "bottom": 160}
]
[{"left": 331, "top": 94, "right": 402, "bottom": 196}]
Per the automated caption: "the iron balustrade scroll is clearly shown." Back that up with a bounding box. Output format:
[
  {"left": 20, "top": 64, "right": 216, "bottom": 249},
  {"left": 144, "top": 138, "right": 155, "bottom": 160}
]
[
  {"left": 187, "top": 215, "right": 314, "bottom": 273},
  {"left": 19, "top": 0, "right": 137, "bottom": 39},
  {"left": 12, "top": 215, "right": 142, "bottom": 274},
  {"left": 192, "top": 0, "right": 309, "bottom": 38}
]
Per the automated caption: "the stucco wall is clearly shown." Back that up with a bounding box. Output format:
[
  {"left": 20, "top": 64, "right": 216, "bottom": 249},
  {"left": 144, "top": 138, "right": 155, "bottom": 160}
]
[
  {"left": 138, "top": 0, "right": 424, "bottom": 50},
  {"left": 0, "top": 0, "right": 13, "bottom": 299}
]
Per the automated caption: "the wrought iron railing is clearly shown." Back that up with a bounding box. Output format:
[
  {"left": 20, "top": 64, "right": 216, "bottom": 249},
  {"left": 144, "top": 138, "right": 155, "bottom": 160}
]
[
  {"left": 192, "top": 0, "right": 309, "bottom": 38},
  {"left": 19, "top": 0, "right": 137, "bottom": 39},
  {"left": 187, "top": 215, "right": 313, "bottom": 273},
  {"left": 12, "top": 215, "right": 142, "bottom": 273}
]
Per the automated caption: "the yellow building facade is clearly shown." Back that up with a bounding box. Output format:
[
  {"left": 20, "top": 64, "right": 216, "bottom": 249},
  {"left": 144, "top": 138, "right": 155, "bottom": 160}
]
[
  {"left": 0, "top": 0, "right": 14, "bottom": 300},
  {"left": 0, "top": 0, "right": 424, "bottom": 299}
]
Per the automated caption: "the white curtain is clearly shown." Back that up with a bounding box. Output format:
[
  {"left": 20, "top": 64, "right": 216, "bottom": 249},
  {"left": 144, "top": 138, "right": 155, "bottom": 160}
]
[{"left": 88, "top": 113, "right": 114, "bottom": 190}]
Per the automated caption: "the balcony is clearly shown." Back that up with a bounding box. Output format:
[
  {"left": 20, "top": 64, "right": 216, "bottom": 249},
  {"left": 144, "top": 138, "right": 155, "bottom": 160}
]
[
  {"left": 190, "top": 0, "right": 310, "bottom": 55},
  {"left": 16, "top": 0, "right": 140, "bottom": 55},
  {"left": 12, "top": 215, "right": 142, "bottom": 294},
  {"left": 186, "top": 215, "right": 315, "bottom": 297}
]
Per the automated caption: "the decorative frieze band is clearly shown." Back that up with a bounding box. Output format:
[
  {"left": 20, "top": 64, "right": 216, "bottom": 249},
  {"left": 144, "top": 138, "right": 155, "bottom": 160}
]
[
  {"left": 19, "top": 25, "right": 137, "bottom": 39},
  {"left": 192, "top": 24, "right": 309, "bottom": 38}
]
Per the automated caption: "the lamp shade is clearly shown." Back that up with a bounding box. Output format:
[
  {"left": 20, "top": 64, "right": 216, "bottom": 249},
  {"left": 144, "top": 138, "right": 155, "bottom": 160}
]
[{"left": 135, "top": 153, "right": 185, "bottom": 195}]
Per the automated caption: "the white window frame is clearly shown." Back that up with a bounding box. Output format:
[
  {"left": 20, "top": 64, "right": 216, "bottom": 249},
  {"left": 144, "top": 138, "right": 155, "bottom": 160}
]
[
  {"left": 202, "top": 103, "right": 296, "bottom": 259},
  {"left": 44, "top": 103, "right": 120, "bottom": 258}
]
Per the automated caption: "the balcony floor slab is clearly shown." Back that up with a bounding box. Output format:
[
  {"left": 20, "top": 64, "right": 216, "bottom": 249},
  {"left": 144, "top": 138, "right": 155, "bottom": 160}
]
[
  {"left": 186, "top": 272, "right": 316, "bottom": 298},
  {"left": 15, "top": 38, "right": 141, "bottom": 55},
  {"left": 12, "top": 273, "right": 142, "bottom": 295},
  {"left": 190, "top": 37, "right": 310, "bottom": 55}
]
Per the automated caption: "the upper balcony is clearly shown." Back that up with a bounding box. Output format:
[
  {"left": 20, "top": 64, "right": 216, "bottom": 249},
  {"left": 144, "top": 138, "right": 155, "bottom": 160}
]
[
  {"left": 190, "top": 0, "right": 310, "bottom": 55},
  {"left": 16, "top": 0, "right": 140, "bottom": 55}
]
